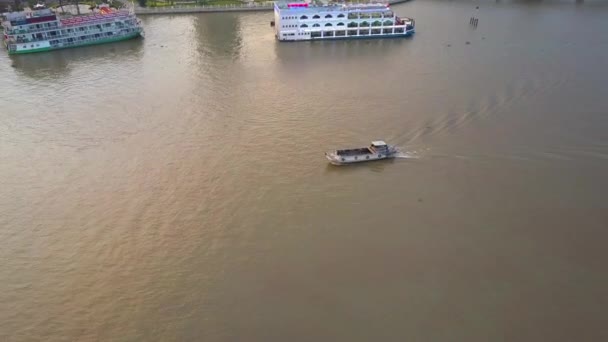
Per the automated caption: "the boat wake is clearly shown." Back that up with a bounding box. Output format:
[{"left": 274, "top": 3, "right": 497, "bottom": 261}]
[{"left": 394, "top": 150, "right": 420, "bottom": 159}]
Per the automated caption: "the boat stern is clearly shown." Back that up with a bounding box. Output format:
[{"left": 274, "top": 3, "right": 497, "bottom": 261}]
[{"left": 325, "top": 151, "right": 344, "bottom": 165}]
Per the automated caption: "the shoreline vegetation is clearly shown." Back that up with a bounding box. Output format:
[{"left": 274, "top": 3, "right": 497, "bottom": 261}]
[
  {"left": 134, "top": 0, "right": 412, "bottom": 14},
  {"left": 139, "top": 0, "right": 269, "bottom": 8}
]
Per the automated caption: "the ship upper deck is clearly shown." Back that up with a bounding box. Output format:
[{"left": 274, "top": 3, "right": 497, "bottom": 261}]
[
  {"left": 3, "top": 9, "right": 57, "bottom": 27},
  {"left": 275, "top": 0, "right": 391, "bottom": 13},
  {"left": 60, "top": 11, "right": 132, "bottom": 27}
]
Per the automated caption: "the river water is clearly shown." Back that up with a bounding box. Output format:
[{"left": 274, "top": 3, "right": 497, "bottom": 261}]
[{"left": 1, "top": 0, "right": 607, "bottom": 341}]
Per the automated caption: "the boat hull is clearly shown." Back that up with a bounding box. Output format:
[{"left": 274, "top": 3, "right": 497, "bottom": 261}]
[
  {"left": 7, "top": 31, "right": 142, "bottom": 55},
  {"left": 325, "top": 152, "right": 396, "bottom": 165}
]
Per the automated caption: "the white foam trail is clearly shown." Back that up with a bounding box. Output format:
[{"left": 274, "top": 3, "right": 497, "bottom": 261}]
[{"left": 394, "top": 151, "right": 419, "bottom": 159}]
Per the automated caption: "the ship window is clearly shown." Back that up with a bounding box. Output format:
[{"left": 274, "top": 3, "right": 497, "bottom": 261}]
[
  {"left": 312, "top": 15, "right": 320, "bottom": 19},
  {"left": 337, "top": 14, "right": 345, "bottom": 18},
  {"left": 312, "top": 23, "right": 320, "bottom": 27},
  {"left": 337, "top": 22, "right": 344, "bottom": 26},
  {"left": 300, "top": 15, "right": 307, "bottom": 19},
  {"left": 325, "top": 14, "right": 332, "bottom": 18},
  {"left": 300, "top": 24, "right": 308, "bottom": 28},
  {"left": 325, "top": 23, "right": 332, "bottom": 26}
]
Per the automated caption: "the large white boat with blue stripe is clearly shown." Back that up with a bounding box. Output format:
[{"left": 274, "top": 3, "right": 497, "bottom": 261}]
[{"left": 274, "top": 0, "right": 415, "bottom": 41}]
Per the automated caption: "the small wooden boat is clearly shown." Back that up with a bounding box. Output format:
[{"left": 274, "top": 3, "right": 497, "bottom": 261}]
[{"left": 325, "top": 141, "right": 398, "bottom": 165}]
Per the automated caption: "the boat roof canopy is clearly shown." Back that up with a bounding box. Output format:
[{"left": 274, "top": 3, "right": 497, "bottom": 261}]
[{"left": 371, "top": 141, "right": 387, "bottom": 147}]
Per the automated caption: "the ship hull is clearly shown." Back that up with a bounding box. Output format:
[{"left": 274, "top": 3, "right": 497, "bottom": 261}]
[
  {"left": 7, "top": 31, "right": 141, "bottom": 55},
  {"left": 325, "top": 151, "right": 397, "bottom": 165},
  {"left": 326, "top": 154, "right": 395, "bottom": 165}
]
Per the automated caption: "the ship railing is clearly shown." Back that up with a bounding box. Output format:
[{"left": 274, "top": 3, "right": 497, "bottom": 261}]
[
  {"left": 276, "top": 1, "right": 390, "bottom": 11},
  {"left": 4, "top": 23, "right": 61, "bottom": 35},
  {"left": 5, "top": 15, "right": 134, "bottom": 36},
  {"left": 301, "top": 24, "right": 410, "bottom": 35},
  {"left": 7, "top": 23, "right": 141, "bottom": 44},
  {"left": 50, "top": 31, "right": 139, "bottom": 48},
  {"left": 4, "top": 13, "right": 133, "bottom": 35}
]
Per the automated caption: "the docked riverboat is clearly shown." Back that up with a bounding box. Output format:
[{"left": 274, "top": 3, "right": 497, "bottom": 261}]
[
  {"left": 274, "top": 0, "right": 415, "bottom": 41},
  {"left": 2, "top": 6, "right": 143, "bottom": 55},
  {"left": 326, "top": 141, "right": 398, "bottom": 165}
]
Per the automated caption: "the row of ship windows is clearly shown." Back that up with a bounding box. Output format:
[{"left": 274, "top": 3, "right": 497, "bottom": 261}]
[
  {"left": 15, "top": 22, "right": 122, "bottom": 37},
  {"left": 284, "top": 29, "right": 406, "bottom": 38},
  {"left": 282, "top": 14, "right": 347, "bottom": 20},
  {"left": 282, "top": 21, "right": 394, "bottom": 28},
  {"left": 282, "top": 14, "right": 391, "bottom": 20},
  {"left": 30, "top": 22, "right": 58, "bottom": 29}
]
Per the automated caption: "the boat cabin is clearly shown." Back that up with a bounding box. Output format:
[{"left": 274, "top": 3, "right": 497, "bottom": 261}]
[{"left": 370, "top": 141, "right": 389, "bottom": 153}]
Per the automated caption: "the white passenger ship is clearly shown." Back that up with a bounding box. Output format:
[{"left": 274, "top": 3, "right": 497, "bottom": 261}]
[
  {"left": 2, "top": 6, "right": 142, "bottom": 55},
  {"left": 273, "top": 0, "right": 415, "bottom": 41}
]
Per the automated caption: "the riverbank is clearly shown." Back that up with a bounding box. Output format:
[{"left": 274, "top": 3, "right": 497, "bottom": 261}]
[{"left": 134, "top": 0, "right": 412, "bottom": 15}]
